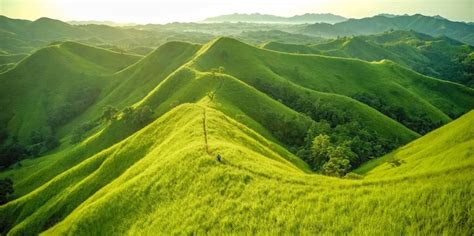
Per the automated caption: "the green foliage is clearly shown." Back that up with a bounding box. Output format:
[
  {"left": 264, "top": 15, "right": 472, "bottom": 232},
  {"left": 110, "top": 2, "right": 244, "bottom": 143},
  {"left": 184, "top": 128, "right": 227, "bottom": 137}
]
[
  {"left": 0, "top": 137, "right": 28, "bottom": 169},
  {"left": 121, "top": 106, "right": 154, "bottom": 128},
  {"left": 322, "top": 155, "right": 351, "bottom": 177},
  {"left": 70, "top": 121, "right": 98, "bottom": 144},
  {"left": 309, "top": 134, "right": 332, "bottom": 170},
  {"left": 388, "top": 158, "right": 405, "bottom": 167},
  {"left": 47, "top": 87, "right": 101, "bottom": 129},
  {"left": 27, "top": 128, "right": 59, "bottom": 157},
  {"left": 352, "top": 92, "right": 443, "bottom": 133},
  {"left": 306, "top": 134, "right": 355, "bottom": 176},
  {"left": 102, "top": 105, "right": 119, "bottom": 122},
  {"left": 0, "top": 178, "right": 13, "bottom": 205}
]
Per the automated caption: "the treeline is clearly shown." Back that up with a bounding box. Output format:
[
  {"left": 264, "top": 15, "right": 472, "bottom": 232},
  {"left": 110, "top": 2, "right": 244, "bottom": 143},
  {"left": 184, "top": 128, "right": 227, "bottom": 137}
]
[
  {"left": 352, "top": 92, "right": 442, "bottom": 134},
  {"left": 254, "top": 78, "right": 398, "bottom": 176}
]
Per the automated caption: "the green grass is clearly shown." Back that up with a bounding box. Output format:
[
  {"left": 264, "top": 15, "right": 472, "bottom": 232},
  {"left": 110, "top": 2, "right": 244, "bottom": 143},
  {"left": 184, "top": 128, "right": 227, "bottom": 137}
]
[
  {"left": 1, "top": 104, "right": 472, "bottom": 235},
  {"left": 0, "top": 41, "right": 141, "bottom": 141},
  {"left": 262, "top": 30, "right": 474, "bottom": 86},
  {"left": 0, "top": 37, "right": 473, "bottom": 235},
  {"left": 356, "top": 110, "right": 474, "bottom": 177}
]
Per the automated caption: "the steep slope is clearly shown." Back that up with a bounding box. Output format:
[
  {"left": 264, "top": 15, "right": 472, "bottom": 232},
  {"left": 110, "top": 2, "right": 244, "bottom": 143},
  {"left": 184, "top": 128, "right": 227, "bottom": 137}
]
[
  {"left": 356, "top": 110, "right": 474, "bottom": 177},
  {"left": 1, "top": 103, "right": 472, "bottom": 235},
  {"left": 191, "top": 38, "right": 473, "bottom": 131}
]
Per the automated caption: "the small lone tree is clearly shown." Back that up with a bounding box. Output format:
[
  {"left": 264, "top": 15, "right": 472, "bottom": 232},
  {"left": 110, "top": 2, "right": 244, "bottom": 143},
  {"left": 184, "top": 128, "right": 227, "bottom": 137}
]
[{"left": 102, "top": 105, "right": 118, "bottom": 122}]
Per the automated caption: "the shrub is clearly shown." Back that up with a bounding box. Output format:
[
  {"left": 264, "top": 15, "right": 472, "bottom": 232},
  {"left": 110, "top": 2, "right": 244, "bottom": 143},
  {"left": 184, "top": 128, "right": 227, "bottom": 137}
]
[{"left": 0, "top": 178, "right": 13, "bottom": 205}]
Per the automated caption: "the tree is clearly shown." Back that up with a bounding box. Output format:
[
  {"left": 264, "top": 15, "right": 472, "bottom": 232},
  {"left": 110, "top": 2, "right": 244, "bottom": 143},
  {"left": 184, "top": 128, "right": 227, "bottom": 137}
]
[
  {"left": 102, "top": 105, "right": 118, "bottom": 122},
  {"left": 0, "top": 178, "right": 13, "bottom": 204},
  {"left": 70, "top": 121, "right": 98, "bottom": 144},
  {"left": 131, "top": 106, "right": 153, "bottom": 127},
  {"left": 309, "top": 134, "right": 332, "bottom": 170},
  {"left": 0, "top": 138, "right": 28, "bottom": 168},
  {"left": 322, "top": 145, "right": 353, "bottom": 177},
  {"left": 28, "top": 128, "right": 59, "bottom": 156},
  {"left": 0, "top": 127, "right": 8, "bottom": 145},
  {"left": 121, "top": 107, "right": 134, "bottom": 121}
]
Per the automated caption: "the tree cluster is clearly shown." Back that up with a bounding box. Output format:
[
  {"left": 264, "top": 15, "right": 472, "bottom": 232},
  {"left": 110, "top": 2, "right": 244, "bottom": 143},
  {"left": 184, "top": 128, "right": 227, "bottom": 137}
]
[
  {"left": 0, "top": 178, "right": 13, "bottom": 205},
  {"left": 47, "top": 87, "right": 100, "bottom": 129},
  {"left": 352, "top": 92, "right": 442, "bottom": 134},
  {"left": 252, "top": 78, "right": 398, "bottom": 175}
]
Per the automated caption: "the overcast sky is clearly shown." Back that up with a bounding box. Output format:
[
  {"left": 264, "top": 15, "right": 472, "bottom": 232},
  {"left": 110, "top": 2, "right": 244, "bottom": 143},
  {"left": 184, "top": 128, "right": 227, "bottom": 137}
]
[{"left": 1, "top": 0, "right": 473, "bottom": 23}]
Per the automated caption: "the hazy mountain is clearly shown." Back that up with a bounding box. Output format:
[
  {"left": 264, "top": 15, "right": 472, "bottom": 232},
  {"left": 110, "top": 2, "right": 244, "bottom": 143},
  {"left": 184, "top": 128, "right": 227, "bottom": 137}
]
[
  {"left": 302, "top": 14, "right": 474, "bottom": 45},
  {"left": 68, "top": 20, "right": 137, "bottom": 27},
  {"left": 203, "top": 13, "right": 347, "bottom": 24}
]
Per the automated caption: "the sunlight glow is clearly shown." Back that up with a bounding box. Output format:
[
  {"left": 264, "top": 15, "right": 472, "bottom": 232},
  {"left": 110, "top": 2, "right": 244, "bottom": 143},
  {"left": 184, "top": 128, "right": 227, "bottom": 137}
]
[{"left": 0, "top": 0, "right": 472, "bottom": 23}]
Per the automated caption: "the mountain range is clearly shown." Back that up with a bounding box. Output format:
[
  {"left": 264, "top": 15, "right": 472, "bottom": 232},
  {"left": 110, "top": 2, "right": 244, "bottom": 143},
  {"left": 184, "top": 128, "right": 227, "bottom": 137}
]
[
  {"left": 203, "top": 13, "right": 347, "bottom": 24},
  {"left": 302, "top": 14, "right": 474, "bottom": 45}
]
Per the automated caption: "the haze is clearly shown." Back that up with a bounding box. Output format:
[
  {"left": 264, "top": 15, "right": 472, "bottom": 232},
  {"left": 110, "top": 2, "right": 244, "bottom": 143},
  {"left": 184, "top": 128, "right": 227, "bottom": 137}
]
[{"left": 1, "top": 0, "right": 473, "bottom": 23}]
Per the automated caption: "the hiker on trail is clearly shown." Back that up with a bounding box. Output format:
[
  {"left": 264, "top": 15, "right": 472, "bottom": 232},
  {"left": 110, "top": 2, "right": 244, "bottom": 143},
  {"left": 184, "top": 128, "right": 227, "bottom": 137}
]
[{"left": 216, "top": 154, "right": 222, "bottom": 162}]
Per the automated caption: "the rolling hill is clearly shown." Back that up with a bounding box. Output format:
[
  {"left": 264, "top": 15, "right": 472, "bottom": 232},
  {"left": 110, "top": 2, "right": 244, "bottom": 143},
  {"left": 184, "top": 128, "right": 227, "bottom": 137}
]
[
  {"left": 0, "top": 41, "right": 141, "bottom": 142},
  {"left": 0, "top": 37, "right": 473, "bottom": 234},
  {"left": 0, "top": 91, "right": 472, "bottom": 235},
  {"left": 263, "top": 30, "right": 474, "bottom": 86}
]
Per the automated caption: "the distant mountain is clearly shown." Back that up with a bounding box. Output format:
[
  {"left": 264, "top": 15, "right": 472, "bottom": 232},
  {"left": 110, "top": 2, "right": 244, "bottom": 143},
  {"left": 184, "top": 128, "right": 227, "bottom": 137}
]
[
  {"left": 203, "top": 13, "right": 347, "bottom": 24},
  {"left": 302, "top": 14, "right": 474, "bottom": 45},
  {"left": 68, "top": 20, "right": 137, "bottom": 27}
]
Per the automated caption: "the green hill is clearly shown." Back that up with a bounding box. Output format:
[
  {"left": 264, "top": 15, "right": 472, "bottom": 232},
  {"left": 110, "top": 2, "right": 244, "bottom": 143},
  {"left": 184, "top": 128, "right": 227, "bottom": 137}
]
[
  {"left": 194, "top": 38, "right": 472, "bottom": 127},
  {"left": 1, "top": 104, "right": 472, "bottom": 235},
  {"left": 0, "top": 41, "right": 141, "bottom": 142},
  {"left": 356, "top": 110, "right": 474, "bottom": 177},
  {"left": 263, "top": 30, "right": 474, "bottom": 86},
  {"left": 0, "top": 38, "right": 473, "bottom": 234}
]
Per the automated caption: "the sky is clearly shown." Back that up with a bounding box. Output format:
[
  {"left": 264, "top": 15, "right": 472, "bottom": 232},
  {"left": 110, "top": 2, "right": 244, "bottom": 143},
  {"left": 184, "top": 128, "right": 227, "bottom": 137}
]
[{"left": 1, "top": 0, "right": 473, "bottom": 24}]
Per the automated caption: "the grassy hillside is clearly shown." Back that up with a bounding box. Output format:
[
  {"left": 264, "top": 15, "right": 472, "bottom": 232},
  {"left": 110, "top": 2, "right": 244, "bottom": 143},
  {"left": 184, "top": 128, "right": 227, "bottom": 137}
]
[
  {"left": 0, "top": 41, "right": 141, "bottom": 142},
  {"left": 0, "top": 37, "right": 472, "bottom": 234},
  {"left": 1, "top": 38, "right": 472, "bottom": 173},
  {"left": 356, "top": 110, "right": 474, "bottom": 177},
  {"left": 263, "top": 31, "right": 474, "bottom": 86},
  {"left": 193, "top": 38, "right": 473, "bottom": 129},
  {"left": 1, "top": 103, "right": 472, "bottom": 235}
]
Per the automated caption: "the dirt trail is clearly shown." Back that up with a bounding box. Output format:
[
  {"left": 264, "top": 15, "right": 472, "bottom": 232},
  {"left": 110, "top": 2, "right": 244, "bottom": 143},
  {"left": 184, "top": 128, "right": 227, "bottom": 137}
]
[{"left": 202, "top": 108, "right": 210, "bottom": 154}]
